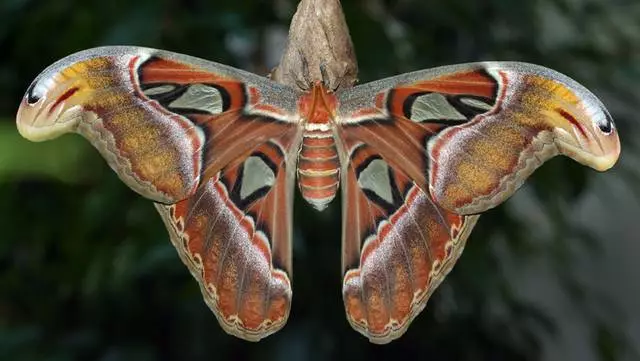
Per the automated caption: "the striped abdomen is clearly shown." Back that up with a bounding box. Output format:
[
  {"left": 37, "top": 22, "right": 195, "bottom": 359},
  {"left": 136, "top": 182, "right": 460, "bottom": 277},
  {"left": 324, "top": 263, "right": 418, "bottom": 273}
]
[{"left": 297, "top": 129, "right": 340, "bottom": 210}]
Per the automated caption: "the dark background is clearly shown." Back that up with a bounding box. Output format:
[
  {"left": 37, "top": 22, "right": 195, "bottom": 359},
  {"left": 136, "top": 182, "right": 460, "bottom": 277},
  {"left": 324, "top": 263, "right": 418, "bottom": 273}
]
[{"left": 1, "top": 0, "right": 638, "bottom": 360}]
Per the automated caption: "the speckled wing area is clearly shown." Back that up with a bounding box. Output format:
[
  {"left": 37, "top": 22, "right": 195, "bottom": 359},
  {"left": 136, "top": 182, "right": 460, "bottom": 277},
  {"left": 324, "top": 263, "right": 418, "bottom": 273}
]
[
  {"left": 337, "top": 62, "right": 620, "bottom": 217},
  {"left": 156, "top": 136, "right": 300, "bottom": 340},
  {"left": 336, "top": 62, "right": 620, "bottom": 342},
  {"left": 337, "top": 141, "right": 478, "bottom": 344},
  {"left": 16, "top": 46, "right": 304, "bottom": 340}
]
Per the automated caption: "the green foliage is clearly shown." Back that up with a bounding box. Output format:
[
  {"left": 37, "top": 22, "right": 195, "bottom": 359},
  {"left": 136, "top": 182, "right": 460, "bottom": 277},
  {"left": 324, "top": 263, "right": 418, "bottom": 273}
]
[
  {"left": 0, "top": 0, "right": 638, "bottom": 360},
  {"left": 0, "top": 123, "right": 100, "bottom": 183}
]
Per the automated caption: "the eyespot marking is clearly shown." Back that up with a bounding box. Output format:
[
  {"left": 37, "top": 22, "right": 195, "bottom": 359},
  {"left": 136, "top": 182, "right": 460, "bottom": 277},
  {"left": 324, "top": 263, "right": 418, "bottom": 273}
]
[
  {"left": 599, "top": 108, "right": 613, "bottom": 134},
  {"left": 26, "top": 81, "right": 42, "bottom": 104}
]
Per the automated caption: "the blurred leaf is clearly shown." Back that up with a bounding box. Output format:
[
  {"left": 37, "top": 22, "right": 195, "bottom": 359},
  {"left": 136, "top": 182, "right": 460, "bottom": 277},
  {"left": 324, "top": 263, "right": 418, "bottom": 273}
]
[{"left": 0, "top": 122, "right": 101, "bottom": 183}]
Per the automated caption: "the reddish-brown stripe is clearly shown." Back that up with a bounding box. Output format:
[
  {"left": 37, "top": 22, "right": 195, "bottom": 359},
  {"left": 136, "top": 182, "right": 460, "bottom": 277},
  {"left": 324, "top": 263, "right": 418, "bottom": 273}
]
[
  {"left": 298, "top": 158, "right": 339, "bottom": 171},
  {"left": 139, "top": 58, "right": 225, "bottom": 83},
  {"left": 413, "top": 69, "right": 496, "bottom": 97},
  {"left": 48, "top": 87, "right": 78, "bottom": 115},
  {"left": 300, "top": 185, "right": 339, "bottom": 200},
  {"left": 303, "top": 136, "right": 335, "bottom": 147},
  {"left": 389, "top": 69, "right": 496, "bottom": 116},
  {"left": 299, "top": 147, "right": 338, "bottom": 159},
  {"left": 299, "top": 173, "right": 339, "bottom": 188},
  {"left": 556, "top": 108, "right": 588, "bottom": 139},
  {"left": 138, "top": 57, "right": 246, "bottom": 111}
]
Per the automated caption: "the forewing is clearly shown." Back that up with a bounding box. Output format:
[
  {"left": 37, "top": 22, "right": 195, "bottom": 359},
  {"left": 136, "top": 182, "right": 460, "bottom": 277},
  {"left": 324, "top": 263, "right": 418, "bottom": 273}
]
[
  {"left": 16, "top": 46, "right": 301, "bottom": 204},
  {"left": 16, "top": 46, "right": 303, "bottom": 340},
  {"left": 337, "top": 62, "right": 620, "bottom": 215}
]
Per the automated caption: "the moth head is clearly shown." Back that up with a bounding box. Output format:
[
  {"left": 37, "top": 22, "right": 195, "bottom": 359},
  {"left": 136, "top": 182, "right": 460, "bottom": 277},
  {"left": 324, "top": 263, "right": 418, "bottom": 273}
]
[{"left": 17, "top": 58, "right": 101, "bottom": 142}]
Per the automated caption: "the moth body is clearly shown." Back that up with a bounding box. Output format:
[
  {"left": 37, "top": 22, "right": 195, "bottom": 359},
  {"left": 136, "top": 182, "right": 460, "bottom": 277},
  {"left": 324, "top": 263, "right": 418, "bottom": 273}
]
[{"left": 297, "top": 82, "right": 341, "bottom": 210}]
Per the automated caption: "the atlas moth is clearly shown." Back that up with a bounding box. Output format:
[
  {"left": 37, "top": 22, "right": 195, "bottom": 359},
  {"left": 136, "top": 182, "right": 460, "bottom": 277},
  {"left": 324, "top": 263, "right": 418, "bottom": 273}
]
[{"left": 16, "top": 46, "right": 620, "bottom": 343}]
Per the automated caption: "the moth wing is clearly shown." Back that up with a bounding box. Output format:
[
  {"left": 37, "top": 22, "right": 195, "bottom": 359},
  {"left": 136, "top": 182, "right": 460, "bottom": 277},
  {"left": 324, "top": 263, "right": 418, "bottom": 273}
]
[
  {"left": 336, "top": 62, "right": 620, "bottom": 215},
  {"left": 17, "top": 46, "right": 302, "bottom": 204},
  {"left": 335, "top": 62, "right": 620, "bottom": 342},
  {"left": 17, "top": 46, "right": 304, "bottom": 340}
]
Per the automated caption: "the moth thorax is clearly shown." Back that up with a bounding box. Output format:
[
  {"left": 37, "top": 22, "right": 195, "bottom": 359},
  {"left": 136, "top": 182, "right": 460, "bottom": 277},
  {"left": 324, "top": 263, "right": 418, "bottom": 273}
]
[{"left": 297, "top": 130, "right": 340, "bottom": 211}]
